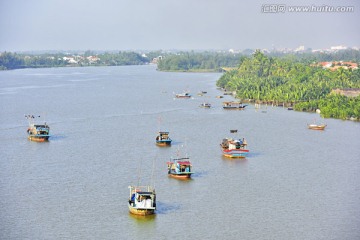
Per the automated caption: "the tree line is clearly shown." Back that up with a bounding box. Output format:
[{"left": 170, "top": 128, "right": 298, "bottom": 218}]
[
  {"left": 216, "top": 50, "right": 360, "bottom": 120},
  {"left": 0, "top": 51, "right": 162, "bottom": 70},
  {"left": 157, "top": 51, "right": 242, "bottom": 72}
]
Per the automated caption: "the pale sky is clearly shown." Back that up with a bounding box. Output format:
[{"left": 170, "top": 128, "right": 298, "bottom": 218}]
[{"left": 0, "top": 0, "right": 359, "bottom": 52}]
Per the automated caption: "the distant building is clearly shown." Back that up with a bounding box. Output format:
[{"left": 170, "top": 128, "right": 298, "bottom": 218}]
[
  {"left": 314, "top": 61, "right": 358, "bottom": 71},
  {"left": 295, "top": 45, "right": 305, "bottom": 52},
  {"left": 63, "top": 56, "right": 77, "bottom": 64},
  {"left": 330, "top": 45, "right": 348, "bottom": 51},
  {"left": 151, "top": 56, "right": 163, "bottom": 64},
  {"left": 86, "top": 56, "right": 100, "bottom": 64}
]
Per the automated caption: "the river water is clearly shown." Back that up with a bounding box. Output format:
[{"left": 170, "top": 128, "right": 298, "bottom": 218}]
[{"left": 0, "top": 65, "right": 359, "bottom": 240}]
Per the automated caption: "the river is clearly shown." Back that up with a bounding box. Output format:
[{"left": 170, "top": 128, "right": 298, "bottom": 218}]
[{"left": 0, "top": 65, "right": 359, "bottom": 240}]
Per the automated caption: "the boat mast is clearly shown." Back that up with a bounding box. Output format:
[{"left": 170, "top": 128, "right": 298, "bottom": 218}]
[{"left": 150, "top": 155, "right": 157, "bottom": 189}]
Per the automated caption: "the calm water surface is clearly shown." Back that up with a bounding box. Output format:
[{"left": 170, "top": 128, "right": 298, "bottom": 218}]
[{"left": 0, "top": 65, "right": 359, "bottom": 240}]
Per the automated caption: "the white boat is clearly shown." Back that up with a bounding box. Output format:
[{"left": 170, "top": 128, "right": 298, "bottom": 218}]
[
  {"left": 128, "top": 186, "right": 156, "bottom": 216},
  {"left": 175, "top": 92, "right": 192, "bottom": 98}
]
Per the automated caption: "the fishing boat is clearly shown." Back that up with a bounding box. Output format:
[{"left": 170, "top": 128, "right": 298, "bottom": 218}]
[
  {"left": 230, "top": 129, "right": 238, "bottom": 133},
  {"left": 222, "top": 101, "right": 247, "bottom": 110},
  {"left": 167, "top": 157, "right": 194, "bottom": 179},
  {"left": 128, "top": 185, "right": 156, "bottom": 216},
  {"left": 25, "top": 114, "right": 50, "bottom": 142},
  {"left": 199, "top": 102, "right": 211, "bottom": 108},
  {"left": 308, "top": 123, "right": 327, "bottom": 130},
  {"left": 175, "top": 92, "right": 192, "bottom": 98},
  {"left": 156, "top": 131, "right": 172, "bottom": 146},
  {"left": 220, "top": 138, "right": 249, "bottom": 158}
]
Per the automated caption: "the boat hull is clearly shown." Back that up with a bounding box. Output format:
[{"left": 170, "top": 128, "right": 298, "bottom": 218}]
[
  {"left": 28, "top": 135, "right": 49, "bottom": 142},
  {"left": 176, "top": 96, "right": 191, "bottom": 99},
  {"left": 168, "top": 173, "right": 192, "bottom": 179},
  {"left": 222, "top": 149, "right": 249, "bottom": 158},
  {"left": 308, "top": 124, "right": 326, "bottom": 130},
  {"left": 223, "top": 107, "right": 246, "bottom": 110},
  {"left": 128, "top": 204, "right": 155, "bottom": 216},
  {"left": 156, "top": 140, "right": 172, "bottom": 146}
]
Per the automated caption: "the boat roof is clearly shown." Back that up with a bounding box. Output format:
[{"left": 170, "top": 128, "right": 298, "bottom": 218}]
[
  {"left": 135, "top": 192, "right": 155, "bottom": 196},
  {"left": 177, "top": 161, "right": 191, "bottom": 165},
  {"left": 168, "top": 160, "right": 192, "bottom": 165},
  {"left": 129, "top": 186, "right": 154, "bottom": 192},
  {"left": 158, "top": 131, "right": 169, "bottom": 134},
  {"left": 33, "top": 124, "right": 49, "bottom": 128}
]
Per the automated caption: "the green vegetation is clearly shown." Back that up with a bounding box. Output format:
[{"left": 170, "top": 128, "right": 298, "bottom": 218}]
[
  {"left": 216, "top": 50, "right": 360, "bottom": 120},
  {"left": 295, "top": 94, "right": 360, "bottom": 120},
  {"left": 0, "top": 51, "right": 153, "bottom": 70},
  {"left": 157, "top": 52, "right": 242, "bottom": 72},
  {"left": 0, "top": 52, "right": 25, "bottom": 70}
]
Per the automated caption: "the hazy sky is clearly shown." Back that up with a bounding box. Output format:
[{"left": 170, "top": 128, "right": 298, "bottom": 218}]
[{"left": 0, "top": 0, "right": 359, "bottom": 52}]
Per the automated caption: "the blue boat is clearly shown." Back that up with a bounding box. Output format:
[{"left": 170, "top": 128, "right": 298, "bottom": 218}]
[
  {"left": 25, "top": 114, "right": 50, "bottom": 142},
  {"left": 167, "top": 157, "right": 194, "bottom": 179},
  {"left": 156, "top": 131, "right": 172, "bottom": 146}
]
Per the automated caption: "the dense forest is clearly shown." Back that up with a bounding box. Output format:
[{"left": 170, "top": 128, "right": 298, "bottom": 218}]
[
  {"left": 216, "top": 50, "right": 360, "bottom": 120},
  {"left": 157, "top": 49, "right": 360, "bottom": 72},
  {"left": 157, "top": 52, "right": 242, "bottom": 71}
]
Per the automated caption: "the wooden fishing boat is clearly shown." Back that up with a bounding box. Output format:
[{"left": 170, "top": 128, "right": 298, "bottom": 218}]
[
  {"left": 167, "top": 157, "right": 194, "bottom": 179},
  {"left": 220, "top": 138, "right": 249, "bottom": 158},
  {"left": 175, "top": 92, "right": 191, "bottom": 98},
  {"left": 156, "top": 131, "right": 172, "bottom": 146},
  {"left": 199, "top": 102, "right": 211, "bottom": 108},
  {"left": 308, "top": 124, "right": 327, "bottom": 130},
  {"left": 25, "top": 114, "right": 50, "bottom": 142},
  {"left": 222, "top": 101, "right": 247, "bottom": 110},
  {"left": 128, "top": 186, "right": 156, "bottom": 216}
]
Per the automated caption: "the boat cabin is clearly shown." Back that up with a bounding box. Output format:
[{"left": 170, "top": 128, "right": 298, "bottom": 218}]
[
  {"left": 221, "top": 138, "right": 247, "bottom": 150},
  {"left": 156, "top": 131, "right": 170, "bottom": 140}
]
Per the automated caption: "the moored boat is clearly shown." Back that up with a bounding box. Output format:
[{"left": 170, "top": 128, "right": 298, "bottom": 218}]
[
  {"left": 308, "top": 123, "right": 327, "bottom": 130},
  {"left": 175, "top": 92, "right": 192, "bottom": 98},
  {"left": 25, "top": 114, "right": 50, "bottom": 142},
  {"left": 220, "top": 138, "right": 249, "bottom": 158},
  {"left": 199, "top": 102, "right": 211, "bottom": 108},
  {"left": 128, "top": 186, "right": 156, "bottom": 216},
  {"left": 167, "top": 157, "right": 194, "bottom": 179},
  {"left": 222, "top": 101, "right": 247, "bottom": 110},
  {"left": 156, "top": 131, "right": 172, "bottom": 146}
]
